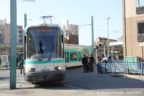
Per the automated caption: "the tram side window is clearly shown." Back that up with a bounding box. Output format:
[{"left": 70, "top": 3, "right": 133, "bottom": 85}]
[
  {"left": 27, "top": 32, "right": 36, "bottom": 58},
  {"left": 61, "top": 35, "right": 64, "bottom": 58},
  {"left": 56, "top": 29, "right": 61, "bottom": 57},
  {"left": 65, "top": 52, "right": 69, "bottom": 62},
  {"left": 24, "top": 36, "right": 26, "bottom": 59},
  {"left": 70, "top": 52, "right": 77, "bottom": 61},
  {"left": 79, "top": 53, "right": 82, "bottom": 61}
]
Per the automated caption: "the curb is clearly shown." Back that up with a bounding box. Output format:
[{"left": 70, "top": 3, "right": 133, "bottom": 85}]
[{"left": 0, "top": 68, "right": 10, "bottom": 70}]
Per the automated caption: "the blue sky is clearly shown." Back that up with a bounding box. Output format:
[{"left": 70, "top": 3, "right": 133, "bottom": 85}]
[{"left": 0, "top": 0, "right": 123, "bottom": 45}]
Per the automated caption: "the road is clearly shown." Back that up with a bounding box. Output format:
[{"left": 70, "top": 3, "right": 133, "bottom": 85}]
[{"left": 0, "top": 67, "right": 144, "bottom": 96}]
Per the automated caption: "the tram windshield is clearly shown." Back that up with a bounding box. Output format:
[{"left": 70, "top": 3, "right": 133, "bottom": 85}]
[{"left": 27, "top": 27, "right": 61, "bottom": 59}]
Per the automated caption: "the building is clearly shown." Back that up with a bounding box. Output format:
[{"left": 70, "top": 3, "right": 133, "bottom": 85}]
[
  {"left": 95, "top": 37, "right": 117, "bottom": 46},
  {"left": 0, "top": 19, "right": 23, "bottom": 44},
  {"left": 69, "top": 35, "right": 79, "bottom": 44},
  {"left": 94, "top": 37, "right": 118, "bottom": 57},
  {"left": 0, "top": 19, "right": 24, "bottom": 67},
  {"left": 0, "top": 20, "right": 6, "bottom": 43},
  {"left": 123, "top": 0, "right": 144, "bottom": 60},
  {"left": 60, "top": 20, "right": 79, "bottom": 44}
]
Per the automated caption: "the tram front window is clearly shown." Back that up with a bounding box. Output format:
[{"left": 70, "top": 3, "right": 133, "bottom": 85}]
[{"left": 27, "top": 27, "right": 61, "bottom": 59}]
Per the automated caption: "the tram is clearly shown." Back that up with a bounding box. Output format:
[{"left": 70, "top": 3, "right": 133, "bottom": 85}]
[
  {"left": 23, "top": 24, "right": 65, "bottom": 83},
  {"left": 64, "top": 46, "right": 92, "bottom": 68}
]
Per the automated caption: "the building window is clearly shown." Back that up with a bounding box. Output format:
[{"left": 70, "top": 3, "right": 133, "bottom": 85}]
[
  {"left": 137, "top": 21, "right": 144, "bottom": 42},
  {"left": 136, "top": 0, "right": 144, "bottom": 14}
]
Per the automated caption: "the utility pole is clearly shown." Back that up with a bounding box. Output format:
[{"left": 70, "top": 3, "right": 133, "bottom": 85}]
[
  {"left": 107, "top": 17, "right": 111, "bottom": 59},
  {"left": 24, "top": 13, "right": 32, "bottom": 28},
  {"left": 10, "top": 0, "right": 17, "bottom": 89},
  {"left": 24, "top": 13, "right": 27, "bottom": 28},
  {"left": 91, "top": 16, "right": 94, "bottom": 56}
]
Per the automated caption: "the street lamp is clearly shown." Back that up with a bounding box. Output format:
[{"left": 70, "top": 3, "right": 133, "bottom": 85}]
[
  {"left": 106, "top": 17, "right": 111, "bottom": 59},
  {"left": 91, "top": 16, "right": 94, "bottom": 57}
]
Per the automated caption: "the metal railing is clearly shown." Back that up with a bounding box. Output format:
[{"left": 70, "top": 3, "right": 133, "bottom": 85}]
[{"left": 99, "top": 61, "right": 144, "bottom": 75}]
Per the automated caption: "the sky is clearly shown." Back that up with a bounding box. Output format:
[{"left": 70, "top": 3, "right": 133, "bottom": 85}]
[{"left": 0, "top": 0, "right": 123, "bottom": 45}]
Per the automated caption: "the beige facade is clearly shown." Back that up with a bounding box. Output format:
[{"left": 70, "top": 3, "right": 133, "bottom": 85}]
[{"left": 123, "top": 0, "right": 144, "bottom": 60}]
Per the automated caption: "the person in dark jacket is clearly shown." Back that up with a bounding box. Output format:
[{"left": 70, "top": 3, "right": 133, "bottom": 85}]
[
  {"left": 82, "top": 54, "right": 88, "bottom": 73},
  {"left": 19, "top": 58, "right": 24, "bottom": 74},
  {"left": 97, "top": 56, "right": 102, "bottom": 74},
  {"left": 89, "top": 54, "right": 94, "bottom": 72}
]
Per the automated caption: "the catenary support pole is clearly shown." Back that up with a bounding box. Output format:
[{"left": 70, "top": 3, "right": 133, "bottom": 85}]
[
  {"left": 24, "top": 13, "right": 27, "bottom": 28},
  {"left": 10, "top": 0, "right": 17, "bottom": 89},
  {"left": 91, "top": 16, "right": 94, "bottom": 56}
]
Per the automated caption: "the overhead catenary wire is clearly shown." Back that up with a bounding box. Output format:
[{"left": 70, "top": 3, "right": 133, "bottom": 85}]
[{"left": 34, "top": 1, "right": 46, "bottom": 15}]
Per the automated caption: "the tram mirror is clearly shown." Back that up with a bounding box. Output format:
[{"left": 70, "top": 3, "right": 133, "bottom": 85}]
[{"left": 61, "top": 35, "right": 63, "bottom": 42}]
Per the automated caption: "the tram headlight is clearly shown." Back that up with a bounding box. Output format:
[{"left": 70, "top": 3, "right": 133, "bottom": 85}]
[
  {"left": 55, "top": 66, "right": 62, "bottom": 71},
  {"left": 28, "top": 68, "right": 35, "bottom": 72}
]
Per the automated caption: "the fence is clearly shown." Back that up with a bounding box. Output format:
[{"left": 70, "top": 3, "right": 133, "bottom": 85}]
[{"left": 99, "top": 61, "right": 144, "bottom": 75}]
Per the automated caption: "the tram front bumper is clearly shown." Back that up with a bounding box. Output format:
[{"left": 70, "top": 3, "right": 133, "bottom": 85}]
[{"left": 24, "top": 71, "right": 65, "bottom": 82}]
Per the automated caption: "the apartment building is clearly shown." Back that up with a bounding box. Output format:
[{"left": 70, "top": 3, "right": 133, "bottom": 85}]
[
  {"left": 0, "top": 20, "right": 6, "bottom": 43},
  {"left": 0, "top": 19, "right": 23, "bottom": 44},
  {"left": 123, "top": 0, "right": 144, "bottom": 60}
]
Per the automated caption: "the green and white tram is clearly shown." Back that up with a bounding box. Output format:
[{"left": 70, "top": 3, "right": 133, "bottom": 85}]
[{"left": 23, "top": 24, "right": 65, "bottom": 83}]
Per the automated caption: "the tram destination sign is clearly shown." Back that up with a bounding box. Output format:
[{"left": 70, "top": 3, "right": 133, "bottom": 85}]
[{"left": 29, "top": 28, "right": 53, "bottom": 33}]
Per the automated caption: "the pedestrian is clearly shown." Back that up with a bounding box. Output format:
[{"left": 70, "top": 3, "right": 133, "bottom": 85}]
[
  {"left": 82, "top": 54, "right": 88, "bottom": 73},
  {"left": 87, "top": 56, "right": 91, "bottom": 72},
  {"left": 89, "top": 54, "right": 94, "bottom": 72},
  {"left": 16, "top": 57, "right": 19, "bottom": 68},
  {"left": 19, "top": 58, "right": 24, "bottom": 74},
  {"left": 103, "top": 57, "right": 108, "bottom": 63},
  {"left": 97, "top": 56, "right": 103, "bottom": 74}
]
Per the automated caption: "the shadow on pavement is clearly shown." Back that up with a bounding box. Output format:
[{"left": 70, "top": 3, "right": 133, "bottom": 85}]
[
  {"left": 17, "top": 67, "right": 144, "bottom": 90},
  {"left": 1, "top": 67, "right": 144, "bottom": 91}
]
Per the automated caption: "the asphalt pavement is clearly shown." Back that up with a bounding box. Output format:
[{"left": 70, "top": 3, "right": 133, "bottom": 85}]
[{"left": 1, "top": 66, "right": 144, "bottom": 96}]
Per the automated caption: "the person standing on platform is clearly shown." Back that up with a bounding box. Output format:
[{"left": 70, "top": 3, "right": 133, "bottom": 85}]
[
  {"left": 82, "top": 54, "right": 88, "bottom": 73},
  {"left": 89, "top": 54, "right": 94, "bottom": 72}
]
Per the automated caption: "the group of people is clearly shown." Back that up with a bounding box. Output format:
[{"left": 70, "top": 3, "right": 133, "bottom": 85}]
[
  {"left": 97, "top": 56, "right": 112, "bottom": 74},
  {"left": 82, "top": 54, "right": 95, "bottom": 73}
]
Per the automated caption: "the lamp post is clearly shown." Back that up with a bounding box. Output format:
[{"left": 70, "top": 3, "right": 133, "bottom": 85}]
[
  {"left": 91, "top": 16, "right": 94, "bottom": 56},
  {"left": 106, "top": 17, "right": 111, "bottom": 59}
]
